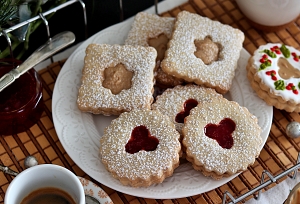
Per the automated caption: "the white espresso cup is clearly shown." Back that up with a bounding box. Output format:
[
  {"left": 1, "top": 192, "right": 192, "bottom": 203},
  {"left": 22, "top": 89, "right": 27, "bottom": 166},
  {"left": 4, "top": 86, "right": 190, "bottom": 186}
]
[{"left": 4, "top": 164, "right": 85, "bottom": 204}]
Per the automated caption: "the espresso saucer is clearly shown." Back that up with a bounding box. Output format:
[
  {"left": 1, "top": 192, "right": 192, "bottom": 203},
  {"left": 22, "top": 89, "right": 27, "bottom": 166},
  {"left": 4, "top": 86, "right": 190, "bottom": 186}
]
[{"left": 77, "top": 176, "right": 113, "bottom": 204}]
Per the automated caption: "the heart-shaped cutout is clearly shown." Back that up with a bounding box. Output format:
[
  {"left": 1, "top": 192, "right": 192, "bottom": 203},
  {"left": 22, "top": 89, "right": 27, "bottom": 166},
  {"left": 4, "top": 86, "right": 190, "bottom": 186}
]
[
  {"left": 125, "top": 125, "right": 159, "bottom": 154},
  {"left": 175, "top": 99, "right": 198, "bottom": 123},
  {"left": 204, "top": 118, "right": 235, "bottom": 149}
]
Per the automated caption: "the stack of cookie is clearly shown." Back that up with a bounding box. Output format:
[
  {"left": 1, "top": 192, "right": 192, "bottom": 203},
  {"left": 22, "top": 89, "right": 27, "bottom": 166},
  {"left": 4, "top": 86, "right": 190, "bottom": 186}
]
[{"left": 77, "top": 11, "right": 263, "bottom": 187}]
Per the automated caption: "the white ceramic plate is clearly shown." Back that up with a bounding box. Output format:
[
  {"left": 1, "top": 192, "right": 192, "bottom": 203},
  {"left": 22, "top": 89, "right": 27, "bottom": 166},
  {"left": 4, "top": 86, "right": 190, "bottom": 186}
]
[
  {"left": 52, "top": 18, "right": 273, "bottom": 199},
  {"left": 78, "top": 176, "right": 112, "bottom": 204}
]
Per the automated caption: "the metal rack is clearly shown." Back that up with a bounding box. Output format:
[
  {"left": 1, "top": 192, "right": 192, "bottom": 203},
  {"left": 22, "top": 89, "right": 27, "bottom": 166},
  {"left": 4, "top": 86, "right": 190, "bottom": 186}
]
[
  {"left": 0, "top": 0, "right": 87, "bottom": 60},
  {"left": 222, "top": 152, "right": 300, "bottom": 203},
  {"left": 1, "top": 1, "right": 300, "bottom": 203},
  {"left": 2, "top": 0, "right": 87, "bottom": 36},
  {"left": 0, "top": 0, "right": 159, "bottom": 59}
]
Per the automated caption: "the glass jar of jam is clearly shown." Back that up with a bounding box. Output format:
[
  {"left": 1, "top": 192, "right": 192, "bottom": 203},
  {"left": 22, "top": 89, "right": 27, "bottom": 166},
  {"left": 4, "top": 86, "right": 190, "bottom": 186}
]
[{"left": 0, "top": 59, "right": 44, "bottom": 136}]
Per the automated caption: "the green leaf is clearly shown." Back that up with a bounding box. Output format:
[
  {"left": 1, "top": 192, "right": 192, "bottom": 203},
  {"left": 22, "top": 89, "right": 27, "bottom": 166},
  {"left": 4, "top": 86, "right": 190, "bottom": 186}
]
[
  {"left": 0, "top": 0, "right": 19, "bottom": 27},
  {"left": 280, "top": 44, "right": 291, "bottom": 58}
]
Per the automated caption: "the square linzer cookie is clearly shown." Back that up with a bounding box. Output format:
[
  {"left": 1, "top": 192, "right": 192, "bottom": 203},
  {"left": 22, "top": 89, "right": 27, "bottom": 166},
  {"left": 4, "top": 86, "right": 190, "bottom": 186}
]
[
  {"left": 125, "top": 12, "right": 174, "bottom": 49},
  {"left": 125, "top": 12, "right": 184, "bottom": 88},
  {"left": 161, "top": 11, "right": 245, "bottom": 94},
  {"left": 77, "top": 44, "right": 157, "bottom": 115}
]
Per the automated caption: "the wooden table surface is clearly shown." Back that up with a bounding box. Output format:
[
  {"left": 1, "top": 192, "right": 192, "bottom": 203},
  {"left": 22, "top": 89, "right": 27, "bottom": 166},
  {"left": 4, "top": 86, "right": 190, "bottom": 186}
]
[{"left": 1, "top": 0, "right": 300, "bottom": 203}]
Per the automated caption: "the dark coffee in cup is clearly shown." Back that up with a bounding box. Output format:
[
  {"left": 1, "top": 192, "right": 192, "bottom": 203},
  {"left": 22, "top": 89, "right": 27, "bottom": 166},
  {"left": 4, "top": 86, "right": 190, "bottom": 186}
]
[{"left": 20, "top": 187, "right": 76, "bottom": 204}]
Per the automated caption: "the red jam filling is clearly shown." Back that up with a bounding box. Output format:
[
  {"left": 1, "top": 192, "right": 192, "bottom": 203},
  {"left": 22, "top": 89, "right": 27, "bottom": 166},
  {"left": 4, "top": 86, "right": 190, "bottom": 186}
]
[
  {"left": 0, "top": 67, "right": 35, "bottom": 112},
  {"left": 175, "top": 99, "right": 198, "bottom": 123},
  {"left": 0, "top": 59, "right": 44, "bottom": 135},
  {"left": 125, "top": 125, "right": 159, "bottom": 154},
  {"left": 204, "top": 118, "right": 235, "bottom": 149}
]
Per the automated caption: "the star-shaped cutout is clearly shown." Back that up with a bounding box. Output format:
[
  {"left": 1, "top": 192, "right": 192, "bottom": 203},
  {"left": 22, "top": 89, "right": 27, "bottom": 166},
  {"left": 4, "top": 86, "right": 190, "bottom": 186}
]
[
  {"left": 102, "top": 63, "right": 133, "bottom": 94},
  {"left": 194, "top": 36, "right": 221, "bottom": 65}
]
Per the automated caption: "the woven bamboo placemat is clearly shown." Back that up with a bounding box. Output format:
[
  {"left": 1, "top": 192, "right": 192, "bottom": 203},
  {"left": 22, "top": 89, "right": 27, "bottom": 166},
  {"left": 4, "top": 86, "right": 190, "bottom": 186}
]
[{"left": 1, "top": 0, "right": 300, "bottom": 203}]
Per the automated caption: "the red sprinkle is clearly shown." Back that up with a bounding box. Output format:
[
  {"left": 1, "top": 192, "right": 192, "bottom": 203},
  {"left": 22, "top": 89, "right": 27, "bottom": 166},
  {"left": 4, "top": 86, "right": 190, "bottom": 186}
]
[
  {"left": 271, "top": 76, "right": 277, "bottom": 81},
  {"left": 266, "top": 71, "right": 271, "bottom": 75}
]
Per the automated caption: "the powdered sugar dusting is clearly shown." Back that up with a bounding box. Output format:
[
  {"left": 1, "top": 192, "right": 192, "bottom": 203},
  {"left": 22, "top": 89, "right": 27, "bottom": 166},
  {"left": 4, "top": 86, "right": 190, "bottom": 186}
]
[
  {"left": 151, "top": 84, "right": 223, "bottom": 135},
  {"left": 182, "top": 97, "right": 262, "bottom": 175},
  {"left": 99, "top": 109, "right": 181, "bottom": 182},
  {"left": 124, "top": 12, "right": 175, "bottom": 46},
  {"left": 161, "top": 11, "right": 244, "bottom": 94},
  {"left": 77, "top": 44, "right": 157, "bottom": 115}
]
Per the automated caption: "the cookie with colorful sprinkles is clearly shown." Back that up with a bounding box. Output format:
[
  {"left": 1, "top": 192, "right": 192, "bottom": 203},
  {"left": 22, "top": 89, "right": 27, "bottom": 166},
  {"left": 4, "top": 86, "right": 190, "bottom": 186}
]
[{"left": 246, "top": 43, "right": 300, "bottom": 112}]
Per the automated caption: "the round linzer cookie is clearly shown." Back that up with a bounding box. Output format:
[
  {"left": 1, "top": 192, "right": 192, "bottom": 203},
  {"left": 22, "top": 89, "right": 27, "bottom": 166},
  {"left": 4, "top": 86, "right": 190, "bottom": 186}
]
[
  {"left": 182, "top": 97, "right": 262, "bottom": 180},
  {"left": 99, "top": 109, "right": 181, "bottom": 187},
  {"left": 247, "top": 43, "right": 300, "bottom": 112}
]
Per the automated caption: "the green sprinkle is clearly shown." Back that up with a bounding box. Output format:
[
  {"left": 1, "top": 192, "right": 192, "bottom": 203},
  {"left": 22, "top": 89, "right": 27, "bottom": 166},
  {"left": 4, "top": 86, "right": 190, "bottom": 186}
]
[
  {"left": 298, "top": 82, "right": 300, "bottom": 89},
  {"left": 259, "top": 61, "right": 271, "bottom": 71},
  {"left": 274, "top": 80, "right": 285, "bottom": 90},
  {"left": 262, "top": 49, "right": 277, "bottom": 58},
  {"left": 259, "top": 63, "right": 266, "bottom": 70},
  {"left": 280, "top": 44, "right": 290, "bottom": 58}
]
